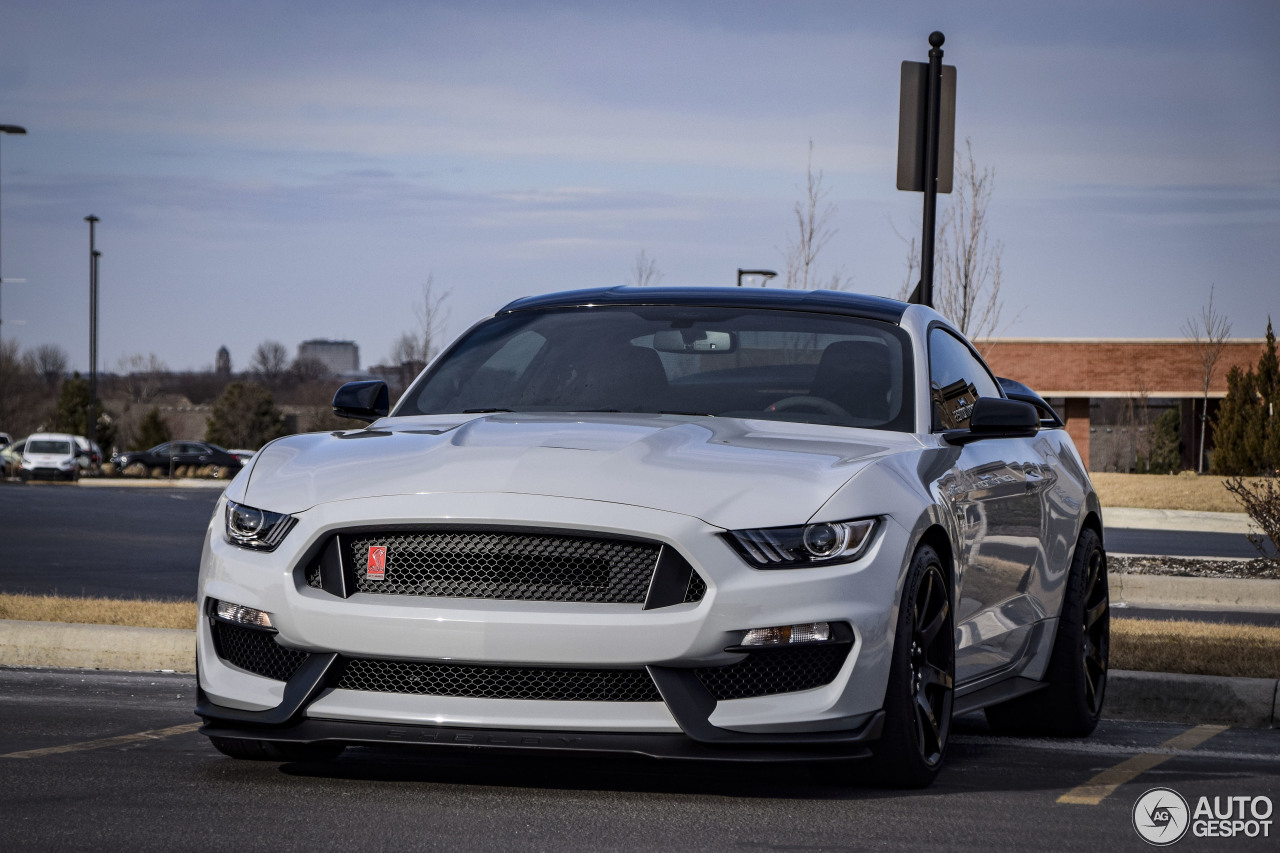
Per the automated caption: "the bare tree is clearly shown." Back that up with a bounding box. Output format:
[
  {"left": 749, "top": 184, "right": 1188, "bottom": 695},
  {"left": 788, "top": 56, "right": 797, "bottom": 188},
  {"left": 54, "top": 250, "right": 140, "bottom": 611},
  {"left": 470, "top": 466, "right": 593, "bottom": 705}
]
[
  {"left": 389, "top": 279, "right": 450, "bottom": 366},
  {"left": 389, "top": 275, "right": 451, "bottom": 384},
  {"left": 291, "top": 356, "right": 332, "bottom": 383},
  {"left": 116, "top": 353, "right": 168, "bottom": 405},
  {"left": 252, "top": 340, "right": 290, "bottom": 387},
  {"left": 627, "top": 250, "right": 663, "bottom": 287},
  {"left": 28, "top": 344, "right": 69, "bottom": 389},
  {"left": 782, "top": 141, "right": 851, "bottom": 291},
  {"left": 934, "top": 139, "right": 1006, "bottom": 343},
  {"left": 1182, "top": 284, "right": 1233, "bottom": 473}
]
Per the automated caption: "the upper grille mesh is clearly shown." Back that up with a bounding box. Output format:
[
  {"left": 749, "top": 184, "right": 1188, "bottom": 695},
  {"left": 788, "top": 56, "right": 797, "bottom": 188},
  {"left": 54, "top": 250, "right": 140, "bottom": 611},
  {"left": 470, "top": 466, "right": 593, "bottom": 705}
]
[
  {"left": 695, "top": 645, "right": 849, "bottom": 701},
  {"left": 336, "top": 530, "right": 663, "bottom": 603},
  {"left": 337, "top": 658, "right": 662, "bottom": 702}
]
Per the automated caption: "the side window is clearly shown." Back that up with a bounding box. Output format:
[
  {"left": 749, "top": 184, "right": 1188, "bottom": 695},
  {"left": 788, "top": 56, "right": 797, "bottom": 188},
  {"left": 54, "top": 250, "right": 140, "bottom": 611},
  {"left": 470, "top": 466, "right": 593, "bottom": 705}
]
[{"left": 928, "top": 328, "right": 1000, "bottom": 430}]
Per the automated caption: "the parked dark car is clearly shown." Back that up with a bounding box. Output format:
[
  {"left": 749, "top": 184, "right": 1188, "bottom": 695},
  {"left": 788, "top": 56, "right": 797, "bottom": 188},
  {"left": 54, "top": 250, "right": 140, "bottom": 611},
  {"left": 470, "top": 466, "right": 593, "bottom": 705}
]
[{"left": 114, "top": 441, "right": 243, "bottom": 473}]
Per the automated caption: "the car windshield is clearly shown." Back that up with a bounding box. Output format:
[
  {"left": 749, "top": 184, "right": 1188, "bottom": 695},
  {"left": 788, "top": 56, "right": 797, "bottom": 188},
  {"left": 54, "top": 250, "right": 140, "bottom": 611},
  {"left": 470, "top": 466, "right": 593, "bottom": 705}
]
[
  {"left": 28, "top": 440, "right": 71, "bottom": 455},
  {"left": 397, "top": 306, "right": 915, "bottom": 431}
]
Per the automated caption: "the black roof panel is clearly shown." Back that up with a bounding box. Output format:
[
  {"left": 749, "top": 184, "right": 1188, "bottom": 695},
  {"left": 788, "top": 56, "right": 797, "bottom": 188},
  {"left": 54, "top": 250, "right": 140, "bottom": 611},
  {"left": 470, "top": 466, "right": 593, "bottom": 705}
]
[{"left": 497, "top": 286, "right": 908, "bottom": 325}]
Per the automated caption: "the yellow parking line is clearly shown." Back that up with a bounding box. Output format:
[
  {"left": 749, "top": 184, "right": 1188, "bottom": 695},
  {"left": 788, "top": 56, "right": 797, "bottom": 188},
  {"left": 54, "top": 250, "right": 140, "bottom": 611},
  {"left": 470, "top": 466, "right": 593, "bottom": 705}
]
[
  {"left": 1057, "top": 724, "right": 1228, "bottom": 805},
  {"left": 0, "top": 722, "right": 202, "bottom": 760}
]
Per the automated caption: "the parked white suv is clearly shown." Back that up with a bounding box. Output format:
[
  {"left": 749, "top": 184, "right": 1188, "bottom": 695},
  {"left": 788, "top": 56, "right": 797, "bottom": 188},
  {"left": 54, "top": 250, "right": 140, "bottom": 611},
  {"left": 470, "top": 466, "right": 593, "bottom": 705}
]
[{"left": 20, "top": 432, "right": 82, "bottom": 482}]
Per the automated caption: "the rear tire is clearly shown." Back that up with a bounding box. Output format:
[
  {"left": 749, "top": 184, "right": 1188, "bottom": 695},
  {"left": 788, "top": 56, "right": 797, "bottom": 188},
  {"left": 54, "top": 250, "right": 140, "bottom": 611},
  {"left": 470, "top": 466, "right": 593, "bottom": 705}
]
[
  {"left": 208, "top": 736, "right": 345, "bottom": 762},
  {"left": 984, "top": 527, "right": 1108, "bottom": 736},
  {"left": 867, "top": 544, "right": 954, "bottom": 788}
]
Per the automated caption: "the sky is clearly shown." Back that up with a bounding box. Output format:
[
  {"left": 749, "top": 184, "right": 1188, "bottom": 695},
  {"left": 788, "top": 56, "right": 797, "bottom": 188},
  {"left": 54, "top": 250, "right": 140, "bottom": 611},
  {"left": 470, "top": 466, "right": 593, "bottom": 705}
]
[{"left": 0, "top": 0, "right": 1277, "bottom": 373}]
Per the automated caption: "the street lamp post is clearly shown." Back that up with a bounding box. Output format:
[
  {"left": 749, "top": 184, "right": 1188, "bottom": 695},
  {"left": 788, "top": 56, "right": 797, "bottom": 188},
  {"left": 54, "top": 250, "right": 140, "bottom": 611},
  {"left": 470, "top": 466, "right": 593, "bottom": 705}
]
[
  {"left": 0, "top": 124, "right": 27, "bottom": 419},
  {"left": 85, "top": 216, "right": 99, "bottom": 449}
]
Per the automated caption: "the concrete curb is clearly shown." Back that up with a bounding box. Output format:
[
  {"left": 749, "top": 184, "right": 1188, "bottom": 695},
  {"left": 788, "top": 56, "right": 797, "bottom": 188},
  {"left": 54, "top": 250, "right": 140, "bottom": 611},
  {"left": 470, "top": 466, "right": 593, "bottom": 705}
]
[
  {"left": 0, "top": 620, "right": 195, "bottom": 672},
  {"left": 77, "top": 478, "right": 227, "bottom": 490},
  {"left": 1, "top": 476, "right": 227, "bottom": 489},
  {"left": 1, "top": 619, "right": 1275, "bottom": 728},
  {"left": 1106, "top": 670, "right": 1278, "bottom": 728},
  {"left": 1110, "top": 572, "right": 1280, "bottom": 611},
  {"left": 1103, "top": 507, "right": 1255, "bottom": 534}
]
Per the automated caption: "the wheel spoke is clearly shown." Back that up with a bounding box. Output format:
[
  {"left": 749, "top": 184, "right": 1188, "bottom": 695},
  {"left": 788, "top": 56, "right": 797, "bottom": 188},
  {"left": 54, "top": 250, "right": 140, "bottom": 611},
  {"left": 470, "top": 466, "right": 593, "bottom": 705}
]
[
  {"left": 915, "top": 572, "right": 935, "bottom": 633},
  {"left": 921, "top": 662, "right": 953, "bottom": 691},
  {"left": 915, "top": 691, "right": 941, "bottom": 756},
  {"left": 1086, "top": 599, "right": 1108, "bottom": 631},
  {"left": 919, "top": 597, "right": 950, "bottom": 646}
]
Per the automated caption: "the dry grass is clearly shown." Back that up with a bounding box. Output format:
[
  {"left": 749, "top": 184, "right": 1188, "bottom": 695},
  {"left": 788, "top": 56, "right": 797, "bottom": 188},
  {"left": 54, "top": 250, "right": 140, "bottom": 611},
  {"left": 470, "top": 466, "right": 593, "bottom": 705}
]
[
  {"left": 1112, "top": 617, "right": 1280, "bottom": 679},
  {"left": 0, "top": 593, "right": 197, "bottom": 630},
  {"left": 1090, "top": 471, "right": 1269, "bottom": 513}
]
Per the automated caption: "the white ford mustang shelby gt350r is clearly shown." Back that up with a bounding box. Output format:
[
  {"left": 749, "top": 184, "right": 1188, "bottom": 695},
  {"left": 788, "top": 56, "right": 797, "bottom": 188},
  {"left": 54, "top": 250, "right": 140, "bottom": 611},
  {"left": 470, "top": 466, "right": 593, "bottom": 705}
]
[{"left": 196, "top": 287, "right": 1108, "bottom": 787}]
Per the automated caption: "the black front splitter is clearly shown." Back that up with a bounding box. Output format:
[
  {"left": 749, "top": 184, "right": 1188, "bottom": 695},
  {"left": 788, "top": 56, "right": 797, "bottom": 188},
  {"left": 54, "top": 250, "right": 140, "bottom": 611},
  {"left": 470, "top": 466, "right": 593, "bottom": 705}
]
[{"left": 197, "top": 713, "right": 884, "bottom": 764}]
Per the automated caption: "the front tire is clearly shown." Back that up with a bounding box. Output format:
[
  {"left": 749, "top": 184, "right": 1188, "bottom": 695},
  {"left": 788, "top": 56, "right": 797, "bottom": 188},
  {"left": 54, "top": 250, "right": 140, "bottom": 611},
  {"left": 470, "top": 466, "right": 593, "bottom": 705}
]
[
  {"left": 869, "top": 544, "right": 954, "bottom": 788},
  {"left": 984, "top": 527, "right": 1109, "bottom": 736}
]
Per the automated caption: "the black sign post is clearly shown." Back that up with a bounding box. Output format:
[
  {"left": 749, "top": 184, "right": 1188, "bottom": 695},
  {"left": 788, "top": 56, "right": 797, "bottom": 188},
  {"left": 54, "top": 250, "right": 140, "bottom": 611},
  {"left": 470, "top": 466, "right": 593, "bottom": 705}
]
[
  {"left": 85, "top": 215, "right": 99, "bottom": 453},
  {"left": 897, "top": 31, "right": 956, "bottom": 309}
]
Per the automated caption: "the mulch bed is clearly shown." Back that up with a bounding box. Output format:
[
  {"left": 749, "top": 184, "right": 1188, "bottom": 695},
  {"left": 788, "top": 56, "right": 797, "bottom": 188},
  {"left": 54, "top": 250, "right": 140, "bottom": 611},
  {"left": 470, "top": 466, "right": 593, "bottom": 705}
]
[{"left": 1110, "top": 555, "right": 1280, "bottom": 581}]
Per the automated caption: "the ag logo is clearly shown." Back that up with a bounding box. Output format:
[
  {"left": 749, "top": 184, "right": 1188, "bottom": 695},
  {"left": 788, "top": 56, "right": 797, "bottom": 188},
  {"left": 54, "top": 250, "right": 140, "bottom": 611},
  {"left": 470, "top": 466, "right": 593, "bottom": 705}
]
[{"left": 1133, "top": 787, "right": 1190, "bottom": 846}]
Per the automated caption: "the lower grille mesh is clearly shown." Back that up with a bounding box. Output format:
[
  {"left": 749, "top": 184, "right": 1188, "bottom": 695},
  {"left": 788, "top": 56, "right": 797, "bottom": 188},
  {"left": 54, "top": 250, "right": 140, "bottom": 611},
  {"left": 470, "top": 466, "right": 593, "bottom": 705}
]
[
  {"left": 695, "top": 645, "right": 849, "bottom": 701},
  {"left": 337, "top": 658, "right": 663, "bottom": 702},
  {"left": 211, "top": 620, "right": 309, "bottom": 682}
]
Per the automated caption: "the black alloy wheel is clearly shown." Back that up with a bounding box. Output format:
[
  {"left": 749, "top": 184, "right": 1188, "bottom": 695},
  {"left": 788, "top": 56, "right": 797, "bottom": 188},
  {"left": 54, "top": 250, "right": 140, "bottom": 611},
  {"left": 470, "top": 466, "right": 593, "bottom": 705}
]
[
  {"left": 867, "top": 544, "right": 955, "bottom": 787},
  {"left": 907, "top": 560, "right": 953, "bottom": 766},
  {"left": 1081, "top": 536, "right": 1109, "bottom": 716}
]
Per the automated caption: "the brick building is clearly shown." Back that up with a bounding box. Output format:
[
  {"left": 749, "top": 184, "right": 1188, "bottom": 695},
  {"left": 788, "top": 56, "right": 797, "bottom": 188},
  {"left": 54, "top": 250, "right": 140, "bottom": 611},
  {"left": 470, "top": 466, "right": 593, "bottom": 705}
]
[{"left": 979, "top": 339, "right": 1267, "bottom": 471}]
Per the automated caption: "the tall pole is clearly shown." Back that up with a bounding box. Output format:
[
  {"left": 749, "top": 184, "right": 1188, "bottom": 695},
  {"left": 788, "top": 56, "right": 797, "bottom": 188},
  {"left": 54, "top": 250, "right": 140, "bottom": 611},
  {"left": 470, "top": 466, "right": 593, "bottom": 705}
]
[
  {"left": 0, "top": 124, "right": 28, "bottom": 419},
  {"left": 85, "top": 215, "right": 99, "bottom": 449},
  {"left": 918, "top": 31, "right": 945, "bottom": 309}
]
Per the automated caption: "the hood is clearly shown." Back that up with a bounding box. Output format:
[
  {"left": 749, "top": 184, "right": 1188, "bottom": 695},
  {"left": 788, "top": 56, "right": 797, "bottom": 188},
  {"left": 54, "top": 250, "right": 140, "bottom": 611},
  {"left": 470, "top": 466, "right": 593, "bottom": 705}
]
[{"left": 240, "top": 413, "right": 919, "bottom": 529}]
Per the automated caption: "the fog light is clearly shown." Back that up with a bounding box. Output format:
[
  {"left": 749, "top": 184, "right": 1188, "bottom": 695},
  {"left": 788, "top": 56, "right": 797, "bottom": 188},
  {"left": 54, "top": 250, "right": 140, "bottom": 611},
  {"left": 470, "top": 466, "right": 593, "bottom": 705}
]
[
  {"left": 742, "top": 621, "right": 831, "bottom": 646},
  {"left": 213, "top": 600, "right": 274, "bottom": 630}
]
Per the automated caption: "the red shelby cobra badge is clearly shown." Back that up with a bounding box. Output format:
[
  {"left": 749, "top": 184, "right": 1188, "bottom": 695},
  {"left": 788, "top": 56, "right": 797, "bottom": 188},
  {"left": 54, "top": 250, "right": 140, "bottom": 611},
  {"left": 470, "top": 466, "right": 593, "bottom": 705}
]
[{"left": 366, "top": 545, "right": 387, "bottom": 580}]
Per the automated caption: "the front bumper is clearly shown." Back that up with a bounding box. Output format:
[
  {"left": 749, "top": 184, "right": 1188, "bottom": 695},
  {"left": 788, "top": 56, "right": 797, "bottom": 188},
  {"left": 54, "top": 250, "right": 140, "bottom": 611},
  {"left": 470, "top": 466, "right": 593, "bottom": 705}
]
[
  {"left": 196, "top": 657, "right": 885, "bottom": 761},
  {"left": 196, "top": 491, "right": 910, "bottom": 755}
]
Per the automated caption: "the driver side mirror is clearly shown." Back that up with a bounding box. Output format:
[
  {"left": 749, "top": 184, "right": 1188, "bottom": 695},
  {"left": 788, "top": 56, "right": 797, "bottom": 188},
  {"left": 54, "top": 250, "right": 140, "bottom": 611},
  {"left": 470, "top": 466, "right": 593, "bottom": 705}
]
[
  {"left": 333, "top": 380, "right": 390, "bottom": 423},
  {"left": 944, "top": 397, "right": 1039, "bottom": 445}
]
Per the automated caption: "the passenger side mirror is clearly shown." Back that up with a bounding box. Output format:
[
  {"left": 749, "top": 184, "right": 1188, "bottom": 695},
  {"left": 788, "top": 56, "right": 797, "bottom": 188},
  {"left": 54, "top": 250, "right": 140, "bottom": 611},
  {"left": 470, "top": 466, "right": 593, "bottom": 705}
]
[
  {"left": 944, "top": 397, "right": 1039, "bottom": 445},
  {"left": 333, "top": 381, "right": 390, "bottom": 423}
]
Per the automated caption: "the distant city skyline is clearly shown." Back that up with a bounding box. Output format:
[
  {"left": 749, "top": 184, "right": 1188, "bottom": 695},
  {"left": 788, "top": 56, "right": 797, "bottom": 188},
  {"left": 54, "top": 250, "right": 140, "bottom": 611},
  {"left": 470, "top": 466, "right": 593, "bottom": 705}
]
[{"left": 1, "top": 0, "right": 1277, "bottom": 372}]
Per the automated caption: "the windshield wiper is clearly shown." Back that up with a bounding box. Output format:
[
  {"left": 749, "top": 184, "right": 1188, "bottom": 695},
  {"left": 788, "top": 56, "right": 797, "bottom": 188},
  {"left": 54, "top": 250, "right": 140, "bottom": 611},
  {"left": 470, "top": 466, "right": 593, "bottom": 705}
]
[
  {"left": 462, "top": 408, "right": 514, "bottom": 414},
  {"left": 660, "top": 410, "right": 716, "bottom": 417}
]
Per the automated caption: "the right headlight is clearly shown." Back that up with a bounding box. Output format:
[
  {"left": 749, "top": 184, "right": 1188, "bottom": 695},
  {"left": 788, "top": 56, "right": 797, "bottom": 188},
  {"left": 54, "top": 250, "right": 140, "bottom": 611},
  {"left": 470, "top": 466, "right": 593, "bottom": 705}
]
[
  {"left": 725, "top": 518, "right": 877, "bottom": 568},
  {"left": 224, "top": 499, "right": 297, "bottom": 552}
]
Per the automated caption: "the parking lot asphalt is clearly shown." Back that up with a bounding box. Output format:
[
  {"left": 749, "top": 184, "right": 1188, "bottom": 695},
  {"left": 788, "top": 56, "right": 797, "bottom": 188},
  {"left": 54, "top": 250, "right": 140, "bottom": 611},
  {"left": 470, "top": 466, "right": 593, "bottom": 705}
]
[
  {"left": 0, "top": 668, "right": 1276, "bottom": 853},
  {"left": 0, "top": 482, "right": 221, "bottom": 599}
]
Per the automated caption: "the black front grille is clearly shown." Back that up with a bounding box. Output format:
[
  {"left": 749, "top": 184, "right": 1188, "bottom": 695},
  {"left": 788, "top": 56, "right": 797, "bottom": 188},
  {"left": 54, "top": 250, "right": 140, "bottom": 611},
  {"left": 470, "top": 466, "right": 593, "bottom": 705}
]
[
  {"left": 683, "top": 571, "right": 707, "bottom": 603},
  {"left": 322, "top": 530, "right": 665, "bottom": 604},
  {"left": 695, "top": 644, "right": 849, "bottom": 701},
  {"left": 211, "top": 620, "right": 310, "bottom": 682},
  {"left": 337, "top": 658, "right": 663, "bottom": 702}
]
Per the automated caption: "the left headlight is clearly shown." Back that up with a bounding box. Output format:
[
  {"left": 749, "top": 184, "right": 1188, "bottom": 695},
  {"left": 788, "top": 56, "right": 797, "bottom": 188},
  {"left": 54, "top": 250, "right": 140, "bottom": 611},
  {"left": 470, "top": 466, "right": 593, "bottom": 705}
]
[
  {"left": 224, "top": 499, "right": 297, "bottom": 552},
  {"left": 726, "top": 518, "right": 877, "bottom": 568}
]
